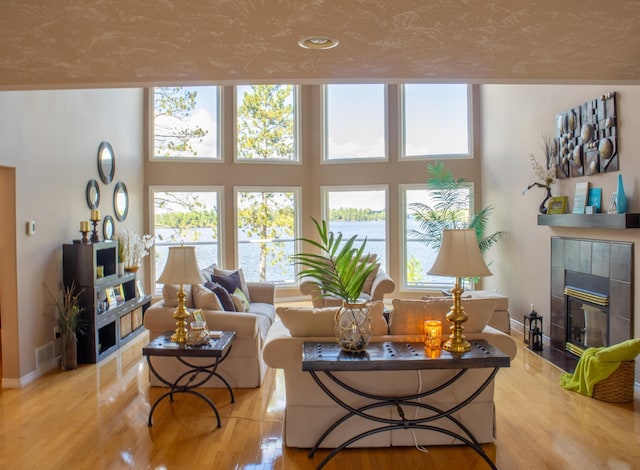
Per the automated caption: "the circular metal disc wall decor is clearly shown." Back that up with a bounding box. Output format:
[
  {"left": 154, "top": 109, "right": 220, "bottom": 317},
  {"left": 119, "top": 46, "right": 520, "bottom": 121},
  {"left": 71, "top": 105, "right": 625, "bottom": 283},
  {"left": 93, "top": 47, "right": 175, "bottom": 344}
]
[
  {"left": 113, "top": 181, "right": 129, "bottom": 221},
  {"left": 103, "top": 215, "right": 115, "bottom": 240},
  {"left": 97, "top": 141, "right": 115, "bottom": 184},
  {"left": 86, "top": 179, "right": 100, "bottom": 209}
]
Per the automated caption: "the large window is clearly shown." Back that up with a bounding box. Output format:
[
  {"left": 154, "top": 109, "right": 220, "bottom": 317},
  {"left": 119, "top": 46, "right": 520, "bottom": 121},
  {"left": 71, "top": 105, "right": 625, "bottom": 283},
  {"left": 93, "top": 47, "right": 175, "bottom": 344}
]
[
  {"left": 324, "top": 84, "right": 387, "bottom": 161},
  {"left": 401, "top": 183, "right": 473, "bottom": 290},
  {"left": 235, "top": 187, "right": 299, "bottom": 283},
  {"left": 235, "top": 85, "right": 299, "bottom": 162},
  {"left": 322, "top": 186, "right": 388, "bottom": 267},
  {"left": 150, "top": 187, "right": 222, "bottom": 293},
  {"left": 152, "top": 86, "right": 220, "bottom": 160},
  {"left": 401, "top": 84, "right": 471, "bottom": 159}
]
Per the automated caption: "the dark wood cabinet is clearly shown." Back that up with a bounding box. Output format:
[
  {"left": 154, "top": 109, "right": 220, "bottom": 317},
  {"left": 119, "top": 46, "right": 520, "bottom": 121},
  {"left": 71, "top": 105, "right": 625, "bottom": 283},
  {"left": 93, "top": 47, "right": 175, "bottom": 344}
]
[{"left": 62, "top": 241, "right": 151, "bottom": 363}]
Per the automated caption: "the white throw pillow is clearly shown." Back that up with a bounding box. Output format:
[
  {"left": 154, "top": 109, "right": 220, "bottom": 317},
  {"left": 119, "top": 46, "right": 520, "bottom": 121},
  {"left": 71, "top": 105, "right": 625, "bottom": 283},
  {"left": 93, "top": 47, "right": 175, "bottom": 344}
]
[
  {"left": 162, "top": 284, "right": 194, "bottom": 308},
  {"left": 390, "top": 297, "right": 498, "bottom": 335},
  {"left": 192, "top": 283, "right": 224, "bottom": 311},
  {"left": 277, "top": 301, "right": 387, "bottom": 337}
]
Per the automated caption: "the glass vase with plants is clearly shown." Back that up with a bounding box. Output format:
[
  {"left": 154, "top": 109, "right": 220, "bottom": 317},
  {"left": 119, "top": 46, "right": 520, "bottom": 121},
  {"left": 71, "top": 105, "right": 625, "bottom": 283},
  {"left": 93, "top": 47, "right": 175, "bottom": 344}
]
[{"left": 291, "top": 218, "right": 379, "bottom": 352}]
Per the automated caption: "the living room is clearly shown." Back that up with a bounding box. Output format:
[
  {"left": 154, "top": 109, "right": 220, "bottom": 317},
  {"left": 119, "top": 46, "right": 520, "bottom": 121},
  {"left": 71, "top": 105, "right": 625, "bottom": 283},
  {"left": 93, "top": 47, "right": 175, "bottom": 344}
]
[{"left": 0, "top": 2, "right": 639, "bottom": 468}]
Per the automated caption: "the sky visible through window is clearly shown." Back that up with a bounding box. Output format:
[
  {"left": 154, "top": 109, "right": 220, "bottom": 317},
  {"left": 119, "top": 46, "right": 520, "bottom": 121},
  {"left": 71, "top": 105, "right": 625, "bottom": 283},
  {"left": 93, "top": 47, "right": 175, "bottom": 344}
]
[
  {"left": 326, "top": 84, "right": 386, "bottom": 160},
  {"left": 153, "top": 86, "right": 219, "bottom": 159},
  {"left": 403, "top": 84, "right": 469, "bottom": 157}
]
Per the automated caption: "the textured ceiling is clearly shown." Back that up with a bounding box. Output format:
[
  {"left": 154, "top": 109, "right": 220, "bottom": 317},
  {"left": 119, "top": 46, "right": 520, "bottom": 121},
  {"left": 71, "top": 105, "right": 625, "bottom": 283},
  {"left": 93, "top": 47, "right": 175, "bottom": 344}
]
[{"left": 1, "top": 0, "right": 640, "bottom": 90}]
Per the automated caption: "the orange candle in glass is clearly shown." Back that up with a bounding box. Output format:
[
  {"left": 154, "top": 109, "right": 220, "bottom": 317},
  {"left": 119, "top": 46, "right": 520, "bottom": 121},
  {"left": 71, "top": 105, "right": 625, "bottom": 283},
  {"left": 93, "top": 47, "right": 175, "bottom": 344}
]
[{"left": 424, "top": 320, "right": 442, "bottom": 350}]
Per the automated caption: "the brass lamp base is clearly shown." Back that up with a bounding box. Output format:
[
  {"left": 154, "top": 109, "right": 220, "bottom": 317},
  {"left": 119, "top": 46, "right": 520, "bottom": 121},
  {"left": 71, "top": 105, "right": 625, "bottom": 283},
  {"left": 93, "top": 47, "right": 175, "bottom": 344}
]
[
  {"left": 442, "top": 278, "right": 471, "bottom": 353},
  {"left": 171, "top": 285, "right": 191, "bottom": 344}
]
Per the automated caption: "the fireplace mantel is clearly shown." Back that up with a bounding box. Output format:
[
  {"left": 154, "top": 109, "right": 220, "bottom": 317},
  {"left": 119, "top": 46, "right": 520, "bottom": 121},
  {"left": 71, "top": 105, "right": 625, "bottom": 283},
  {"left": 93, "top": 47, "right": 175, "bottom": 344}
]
[{"left": 538, "top": 213, "right": 640, "bottom": 229}]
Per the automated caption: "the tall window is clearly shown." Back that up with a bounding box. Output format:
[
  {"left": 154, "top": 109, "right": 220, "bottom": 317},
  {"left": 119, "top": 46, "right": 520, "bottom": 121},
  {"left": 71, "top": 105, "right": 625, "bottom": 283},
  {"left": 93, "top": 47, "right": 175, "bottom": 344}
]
[
  {"left": 151, "top": 188, "right": 221, "bottom": 293},
  {"left": 323, "top": 187, "right": 388, "bottom": 267},
  {"left": 324, "top": 84, "right": 387, "bottom": 161},
  {"left": 236, "top": 85, "right": 298, "bottom": 162},
  {"left": 401, "top": 184, "right": 472, "bottom": 290},
  {"left": 152, "top": 86, "right": 220, "bottom": 160},
  {"left": 401, "top": 84, "right": 471, "bottom": 159},
  {"left": 235, "top": 187, "right": 299, "bottom": 283}
]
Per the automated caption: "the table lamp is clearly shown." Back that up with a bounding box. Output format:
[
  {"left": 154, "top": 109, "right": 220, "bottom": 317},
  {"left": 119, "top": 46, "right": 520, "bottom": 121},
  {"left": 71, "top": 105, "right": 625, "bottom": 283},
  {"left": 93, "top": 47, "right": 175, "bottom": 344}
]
[
  {"left": 157, "top": 245, "right": 204, "bottom": 343},
  {"left": 428, "top": 229, "right": 492, "bottom": 353}
]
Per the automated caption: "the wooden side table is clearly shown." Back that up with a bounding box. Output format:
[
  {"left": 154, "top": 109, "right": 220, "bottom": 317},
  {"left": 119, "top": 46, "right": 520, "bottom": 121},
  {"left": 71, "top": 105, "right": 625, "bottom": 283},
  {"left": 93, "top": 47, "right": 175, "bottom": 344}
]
[
  {"left": 143, "top": 330, "right": 236, "bottom": 428},
  {"left": 302, "top": 340, "right": 510, "bottom": 470}
]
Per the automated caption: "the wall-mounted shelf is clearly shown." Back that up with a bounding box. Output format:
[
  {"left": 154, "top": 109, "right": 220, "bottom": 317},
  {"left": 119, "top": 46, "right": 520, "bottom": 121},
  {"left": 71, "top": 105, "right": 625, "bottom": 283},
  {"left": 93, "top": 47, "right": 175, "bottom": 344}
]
[{"left": 537, "top": 213, "right": 640, "bottom": 229}]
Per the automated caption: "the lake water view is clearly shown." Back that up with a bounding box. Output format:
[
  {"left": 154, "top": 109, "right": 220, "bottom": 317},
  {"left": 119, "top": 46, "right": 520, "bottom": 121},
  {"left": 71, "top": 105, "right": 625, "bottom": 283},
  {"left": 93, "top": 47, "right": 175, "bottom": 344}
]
[{"left": 153, "top": 220, "right": 443, "bottom": 291}]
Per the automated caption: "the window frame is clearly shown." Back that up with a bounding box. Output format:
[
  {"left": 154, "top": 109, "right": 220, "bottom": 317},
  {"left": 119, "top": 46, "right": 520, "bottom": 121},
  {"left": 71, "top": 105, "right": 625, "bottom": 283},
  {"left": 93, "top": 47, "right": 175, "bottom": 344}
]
[
  {"left": 233, "top": 185, "right": 301, "bottom": 285},
  {"left": 399, "top": 84, "right": 473, "bottom": 161},
  {"left": 233, "top": 84, "right": 301, "bottom": 164},
  {"left": 320, "top": 184, "right": 389, "bottom": 272},
  {"left": 399, "top": 182, "right": 475, "bottom": 292},
  {"left": 149, "top": 185, "right": 224, "bottom": 294},
  {"left": 321, "top": 84, "right": 389, "bottom": 164},
  {"left": 149, "top": 86, "right": 223, "bottom": 162}
]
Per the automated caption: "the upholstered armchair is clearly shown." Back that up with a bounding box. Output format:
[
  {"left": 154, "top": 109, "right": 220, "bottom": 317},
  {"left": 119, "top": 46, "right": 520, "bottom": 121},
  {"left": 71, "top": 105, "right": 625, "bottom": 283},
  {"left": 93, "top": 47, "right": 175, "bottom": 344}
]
[{"left": 299, "top": 266, "right": 395, "bottom": 307}]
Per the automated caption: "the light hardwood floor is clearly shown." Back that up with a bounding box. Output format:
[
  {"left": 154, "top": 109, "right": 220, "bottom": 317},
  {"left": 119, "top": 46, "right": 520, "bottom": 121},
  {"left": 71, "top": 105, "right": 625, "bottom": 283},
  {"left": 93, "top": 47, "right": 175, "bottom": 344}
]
[{"left": 0, "top": 327, "right": 638, "bottom": 469}]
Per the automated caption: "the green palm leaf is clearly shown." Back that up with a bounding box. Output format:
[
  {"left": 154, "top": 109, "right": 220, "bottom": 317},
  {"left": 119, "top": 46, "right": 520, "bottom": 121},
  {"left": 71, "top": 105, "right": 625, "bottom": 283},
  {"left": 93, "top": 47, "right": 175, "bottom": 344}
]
[{"left": 291, "top": 218, "right": 379, "bottom": 302}]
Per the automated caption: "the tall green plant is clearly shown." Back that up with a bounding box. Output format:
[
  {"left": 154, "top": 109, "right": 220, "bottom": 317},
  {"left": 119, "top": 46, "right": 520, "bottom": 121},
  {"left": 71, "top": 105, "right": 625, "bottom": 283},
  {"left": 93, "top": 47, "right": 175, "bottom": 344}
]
[
  {"left": 291, "top": 218, "right": 379, "bottom": 303},
  {"left": 409, "top": 161, "right": 506, "bottom": 255}
]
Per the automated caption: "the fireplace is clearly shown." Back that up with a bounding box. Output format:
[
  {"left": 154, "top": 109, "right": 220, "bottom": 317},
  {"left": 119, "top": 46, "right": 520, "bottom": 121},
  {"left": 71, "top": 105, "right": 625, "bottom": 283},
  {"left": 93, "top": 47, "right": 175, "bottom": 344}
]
[
  {"left": 550, "top": 237, "right": 633, "bottom": 357},
  {"left": 564, "top": 271, "right": 609, "bottom": 355}
]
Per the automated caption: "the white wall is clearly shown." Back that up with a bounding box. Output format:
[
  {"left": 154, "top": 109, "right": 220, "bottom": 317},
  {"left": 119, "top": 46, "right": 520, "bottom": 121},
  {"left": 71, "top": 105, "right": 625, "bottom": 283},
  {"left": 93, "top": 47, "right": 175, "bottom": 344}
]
[
  {"left": 480, "top": 85, "right": 640, "bottom": 346},
  {"left": 0, "top": 88, "right": 144, "bottom": 384}
]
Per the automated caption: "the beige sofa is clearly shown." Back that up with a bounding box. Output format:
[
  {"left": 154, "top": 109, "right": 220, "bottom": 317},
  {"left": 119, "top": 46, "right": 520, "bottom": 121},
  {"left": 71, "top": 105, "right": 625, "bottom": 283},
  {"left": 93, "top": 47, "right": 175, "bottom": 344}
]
[
  {"left": 263, "top": 297, "right": 517, "bottom": 449},
  {"left": 144, "top": 273, "right": 275, "bottom": 388}
]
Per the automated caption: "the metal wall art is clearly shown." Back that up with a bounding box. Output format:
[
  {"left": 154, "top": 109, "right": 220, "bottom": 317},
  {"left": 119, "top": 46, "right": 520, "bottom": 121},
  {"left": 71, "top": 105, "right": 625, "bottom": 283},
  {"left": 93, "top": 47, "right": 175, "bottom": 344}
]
[{"left": 555, "top": 92, "right": 618, "bottom": 179}]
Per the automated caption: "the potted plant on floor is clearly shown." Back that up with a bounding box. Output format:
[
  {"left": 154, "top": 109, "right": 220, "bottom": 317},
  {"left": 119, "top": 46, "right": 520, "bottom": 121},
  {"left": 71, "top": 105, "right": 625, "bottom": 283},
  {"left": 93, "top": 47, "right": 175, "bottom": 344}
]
[
  {"left": 291, "top": 218, "right": 379, "bottom": 352},
  {"left": 46, "top": 281, "right": 85, "bottom": 370}
]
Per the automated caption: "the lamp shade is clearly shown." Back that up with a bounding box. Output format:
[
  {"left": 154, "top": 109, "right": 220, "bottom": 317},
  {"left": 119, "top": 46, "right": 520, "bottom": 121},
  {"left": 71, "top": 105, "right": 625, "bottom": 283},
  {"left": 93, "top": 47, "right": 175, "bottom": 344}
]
[
  {"left": 157, "top": 245, "right": 204, "bottom": 285},
  {"left": 428, "top": 229, "right": 492, "bottom": 278}
]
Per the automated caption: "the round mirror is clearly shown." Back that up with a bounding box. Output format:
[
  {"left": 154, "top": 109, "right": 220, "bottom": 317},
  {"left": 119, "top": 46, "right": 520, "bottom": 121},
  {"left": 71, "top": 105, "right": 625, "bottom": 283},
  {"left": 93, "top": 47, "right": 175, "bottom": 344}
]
[
  {"left": 97, "top": 141, "right": 115, "bottom": 184},
  {"left": 113, "top": 181, "right": 129, "bottom": 221},
  {"left": 85, "top": 179, "right": 100, "bottom": 209},
  {"left": 103, "top": 215, "right": 115, "bottom": 240}
]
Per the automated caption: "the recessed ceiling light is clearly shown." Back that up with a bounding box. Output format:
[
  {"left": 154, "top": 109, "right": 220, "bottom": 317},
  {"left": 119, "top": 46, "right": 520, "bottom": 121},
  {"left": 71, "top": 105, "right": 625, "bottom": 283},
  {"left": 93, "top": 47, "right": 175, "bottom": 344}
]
[{"left": 298, "top": 36, "right": 339, "bottom": 50}]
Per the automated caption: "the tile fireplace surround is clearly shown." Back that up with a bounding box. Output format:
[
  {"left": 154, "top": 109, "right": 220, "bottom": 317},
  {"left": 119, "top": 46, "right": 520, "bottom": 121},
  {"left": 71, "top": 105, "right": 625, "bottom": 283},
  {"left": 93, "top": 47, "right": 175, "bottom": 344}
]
[{"left": 550, "top": 237, "right": 634, "bottom": 359}]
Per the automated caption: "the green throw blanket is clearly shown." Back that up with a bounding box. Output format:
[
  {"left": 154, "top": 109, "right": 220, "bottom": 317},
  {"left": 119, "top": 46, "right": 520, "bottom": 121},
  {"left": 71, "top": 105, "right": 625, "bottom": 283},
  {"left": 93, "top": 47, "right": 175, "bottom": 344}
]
[
  {"left": 560, "top": 338, "right": 640, "bottom": 396},
  {"left": 559, "top": 348, "right": 619, "bottom": 397}
]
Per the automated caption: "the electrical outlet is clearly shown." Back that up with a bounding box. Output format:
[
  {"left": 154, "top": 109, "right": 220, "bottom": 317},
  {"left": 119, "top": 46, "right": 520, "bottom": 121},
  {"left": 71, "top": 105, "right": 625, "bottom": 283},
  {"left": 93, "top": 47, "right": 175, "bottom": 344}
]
[{"left": 54, "top": 326, "right": 61, "bottom": 340}]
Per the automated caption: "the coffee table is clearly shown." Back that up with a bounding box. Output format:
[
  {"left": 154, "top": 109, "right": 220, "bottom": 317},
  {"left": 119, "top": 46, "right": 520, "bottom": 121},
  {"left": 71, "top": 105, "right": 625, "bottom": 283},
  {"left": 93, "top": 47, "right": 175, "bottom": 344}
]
[
  {"left": 302, "top": 339, "right": 510, "bottom": 469},
  {"left": 143, "top": 330, "right": 236, "bottom": 428}
]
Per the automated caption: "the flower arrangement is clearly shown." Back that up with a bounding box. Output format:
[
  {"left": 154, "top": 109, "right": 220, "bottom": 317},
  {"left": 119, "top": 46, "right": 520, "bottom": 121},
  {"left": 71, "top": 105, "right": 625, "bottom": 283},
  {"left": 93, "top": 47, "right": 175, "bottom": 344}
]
[
  {"left": 116, "top": 228, "right": 154, "bottom": 270},
  {"left": 523, "top": 134, "right": 557, "bottom": 193},
  {"left": 523, "top": 135, "right": 558, "bottom": 214}
]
